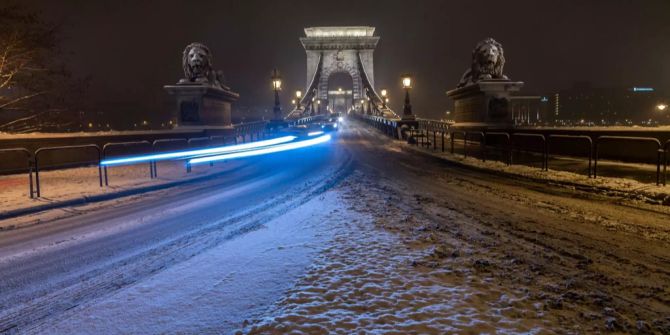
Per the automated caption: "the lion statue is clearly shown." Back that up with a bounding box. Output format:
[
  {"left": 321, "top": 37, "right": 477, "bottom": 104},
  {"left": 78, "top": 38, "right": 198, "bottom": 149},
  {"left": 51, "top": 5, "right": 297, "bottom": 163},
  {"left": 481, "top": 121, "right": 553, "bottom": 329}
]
[
  {"left": 178, "top": 42, "right": 225, "bottom": 88},
  {"left": 457, "top": 38, "right": 508, "bottom": 88}
]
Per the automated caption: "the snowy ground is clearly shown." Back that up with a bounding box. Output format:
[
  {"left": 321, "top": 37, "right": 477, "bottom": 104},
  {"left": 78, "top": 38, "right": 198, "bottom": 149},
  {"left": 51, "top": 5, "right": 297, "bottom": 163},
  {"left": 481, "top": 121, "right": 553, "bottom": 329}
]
[
  {"left": 410, "top": 134, "right": 670, "bottom": 205},
  {"left": 0, "top": 160, "right": 249, "bottom": 228},
  {"left": 242, "top": 175, "right": 554, "bottom": 334},
  {"left": 1, "top": 120, "right": 669, "bottom": 334}
]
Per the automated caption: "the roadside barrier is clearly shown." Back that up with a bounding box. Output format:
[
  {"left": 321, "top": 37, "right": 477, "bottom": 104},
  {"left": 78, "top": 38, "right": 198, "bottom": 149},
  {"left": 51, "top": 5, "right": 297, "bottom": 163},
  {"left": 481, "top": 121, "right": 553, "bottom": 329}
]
[
  {"left": 356, "top": 114, "right": 670, "bottom": 185},
  {"left": 0, "top": 148, "right": 34, "bottom": 198}
]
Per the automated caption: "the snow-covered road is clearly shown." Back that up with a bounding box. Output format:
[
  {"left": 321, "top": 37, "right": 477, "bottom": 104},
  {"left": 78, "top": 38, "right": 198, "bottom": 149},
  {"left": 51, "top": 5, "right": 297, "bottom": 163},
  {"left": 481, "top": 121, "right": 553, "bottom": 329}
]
[{"left": 1, "top": 120, "right": 669, "bottom": 334}]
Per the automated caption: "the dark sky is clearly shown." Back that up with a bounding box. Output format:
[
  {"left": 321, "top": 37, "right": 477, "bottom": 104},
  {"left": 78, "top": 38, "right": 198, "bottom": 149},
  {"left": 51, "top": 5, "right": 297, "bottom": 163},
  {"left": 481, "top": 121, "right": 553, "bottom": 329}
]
[{"left": 21, "top": 0, "right": 670, "bottom": 121}]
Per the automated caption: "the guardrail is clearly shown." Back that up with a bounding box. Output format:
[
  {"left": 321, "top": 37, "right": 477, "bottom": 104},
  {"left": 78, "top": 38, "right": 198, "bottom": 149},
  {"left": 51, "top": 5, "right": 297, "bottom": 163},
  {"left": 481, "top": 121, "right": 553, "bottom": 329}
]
[
  {"left": 511, "top": 133, "right": 547, "bottom": 171},
  {"left": 235, "top": 121, "right": 267, "bottom": 143},
  {"left": 0, "top": 148, "right": 35, "bottom": 198},
  {"left": 358, "top": 114, "right": 670, "bottom": 186},
  {"left": 34, "top": 144, "right": 102, "bottom": 197},
  {"left": 547, "top": 135, "right": 592, "bottom": 178},
  {"left": 485, "top": 132, "right": 511, "bottom": 165},
  {"left": 2, "top": 123, "right": 271, "bottom": 198},
  {"left": 151, "top": 138, "right": 188, "bottom": 178},
  {"left": 102, "top": 141, "right": 152, "bottom": 186},
  {"left": 594, "top": 136, "right": 662, "bottom": 185}
]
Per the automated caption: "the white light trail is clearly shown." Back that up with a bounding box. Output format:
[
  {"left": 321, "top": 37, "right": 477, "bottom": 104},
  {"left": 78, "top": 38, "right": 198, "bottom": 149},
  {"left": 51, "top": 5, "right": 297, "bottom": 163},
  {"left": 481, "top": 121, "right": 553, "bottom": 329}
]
[
  {"left": 189, "top": 134, "right": 332, "bottom": 165},
  {"left": 101, "top": 136, "right": 297, "bottom": 166}
]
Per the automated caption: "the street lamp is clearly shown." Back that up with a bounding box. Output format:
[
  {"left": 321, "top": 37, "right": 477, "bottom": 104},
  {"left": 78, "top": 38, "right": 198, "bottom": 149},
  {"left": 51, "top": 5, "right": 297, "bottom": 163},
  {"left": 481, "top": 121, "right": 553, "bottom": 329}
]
[
  {"left": 401, "top": 74, "right": 414, "bottom": 120},
  {"left": 311, "top": 96, "right": 316, "bottom": 116},
  {"left": 271, "top": 68, "right": 282, "bottom": 120},
  {"left": 657, "top": 104, "right": 668, "bottom": 112},
  {"left": 380, "top": 89, "right": 388, "bottom": 109},
  {"left": 295, "top": 90, "right": 302, "bottom": 110}
]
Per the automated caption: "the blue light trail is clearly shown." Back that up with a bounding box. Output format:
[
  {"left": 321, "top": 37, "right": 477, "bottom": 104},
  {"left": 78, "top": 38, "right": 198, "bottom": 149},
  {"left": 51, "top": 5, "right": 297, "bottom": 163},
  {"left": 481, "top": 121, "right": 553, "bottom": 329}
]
[
  {"left": 307, "top": 131, "right": 324, "bottom": 136},
  {"left": 189, "top": 134, "right": 332, "bottom": 165},
  {"left": 101, "top": 136, "right": 297, "bottom": 166}
]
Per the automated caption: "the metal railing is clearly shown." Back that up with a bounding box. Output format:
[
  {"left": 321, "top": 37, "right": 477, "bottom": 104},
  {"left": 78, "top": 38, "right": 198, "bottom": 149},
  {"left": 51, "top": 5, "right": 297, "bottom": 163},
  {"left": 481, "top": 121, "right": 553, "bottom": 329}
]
[
  {"left": 594, "top": 136, "right": 662, "bottom": 185},
  {"left": 547, "top": 135, "right": 593, "bottom": 178},
  {"left": 34, "top": 144, "right": 102, "bottom": 197},
  {"left": 235, "top": 121, "right": 267, "bottom": 143},
  {"left": 1, "top": 123, "right": 271, "bottom": 198},
  {"left": 485, "top": 132, "right": 511, "bottom": 165},
  {"left": 102, "top": 141, "right": 152, "bottom": 186},
  {"left": 511, "top": 133, "right": 547, "bottom": 170},
  {"left": 358, "top": 115, "right": 670, "bottom": 186},
  {"left": 151, "top": 138, "right": 188, "bottom": 177},
  {"left": 0, "top": 148, "right": 35, "bottom": 198}
]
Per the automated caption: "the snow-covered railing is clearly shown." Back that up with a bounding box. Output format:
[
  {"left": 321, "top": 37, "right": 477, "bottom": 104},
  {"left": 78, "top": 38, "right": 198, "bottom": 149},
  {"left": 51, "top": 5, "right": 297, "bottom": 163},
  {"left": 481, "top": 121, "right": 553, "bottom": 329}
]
[{"left": 359, "top": 115, "right": 670, "bottom": 187}]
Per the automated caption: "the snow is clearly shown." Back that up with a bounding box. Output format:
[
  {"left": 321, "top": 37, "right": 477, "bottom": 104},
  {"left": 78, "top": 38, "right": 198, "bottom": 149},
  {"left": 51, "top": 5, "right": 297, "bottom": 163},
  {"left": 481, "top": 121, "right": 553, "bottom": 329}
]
[
  {"left": 400, "top": 135, "right": 670, "bottom": 205},
  {"left": 243, "top": 193, "right": 548, "bottom": 333},
  {"left": 3, "top": 121, "right": 669, "bottom": 334},
  {"left": 0, "top": 160, "right": 249, "bottom": 229},
  {"left": 25, "top": 190, "right": 342, "bottom": 334}
]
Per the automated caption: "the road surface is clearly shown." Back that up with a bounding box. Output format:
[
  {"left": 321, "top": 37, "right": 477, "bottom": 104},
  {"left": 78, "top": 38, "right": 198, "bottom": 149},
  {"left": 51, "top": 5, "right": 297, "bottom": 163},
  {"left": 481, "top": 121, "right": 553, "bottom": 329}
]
[{"left": 1, "top": 120, "right": 669, "bottom": 333}]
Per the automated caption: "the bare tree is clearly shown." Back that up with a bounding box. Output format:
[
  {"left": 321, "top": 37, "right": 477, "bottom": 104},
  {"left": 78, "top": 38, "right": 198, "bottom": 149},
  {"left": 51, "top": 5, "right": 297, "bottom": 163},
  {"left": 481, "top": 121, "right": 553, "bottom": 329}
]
[{"left": 0, "top": 5, "right": 88, "bottom": 132}]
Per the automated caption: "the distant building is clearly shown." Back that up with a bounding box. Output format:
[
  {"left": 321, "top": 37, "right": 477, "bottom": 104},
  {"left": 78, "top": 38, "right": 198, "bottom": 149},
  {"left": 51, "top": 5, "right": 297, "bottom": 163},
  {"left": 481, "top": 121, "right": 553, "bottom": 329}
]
[
  {"left": 550, "top": 82, "right": 666, "bottom": 126},
  {"left": 510, "top": 96, "right": 551, "bottom": 126}
]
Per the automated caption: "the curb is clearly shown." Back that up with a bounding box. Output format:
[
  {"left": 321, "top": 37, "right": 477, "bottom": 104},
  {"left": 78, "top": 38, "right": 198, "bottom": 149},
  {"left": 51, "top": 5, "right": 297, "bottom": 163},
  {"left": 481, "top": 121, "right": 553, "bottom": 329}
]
[
  {"left": 0, "top": 169, "right": 235, "bottom": 222},
  {"left": 401, "top": 143, "right": 670, "bottom": 206}
]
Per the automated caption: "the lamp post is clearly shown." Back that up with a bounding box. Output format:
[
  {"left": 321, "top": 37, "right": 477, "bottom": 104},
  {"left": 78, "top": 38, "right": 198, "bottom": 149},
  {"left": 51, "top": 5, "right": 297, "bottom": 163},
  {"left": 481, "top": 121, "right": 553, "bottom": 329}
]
[
  {"left": 381, "top": 89, "right": 388, "bottom": 109},
  {"left": 295, "top": 90, "right": 302, "bottom": 111},
  {"left": 271, "top": 68, "right": 282, "bottom": 121},
  {"left": 658, "top": 104, "right": 669, "bottom": 124},
  {"left": 311, "top": 97, "right": 316, "bottom": 116},
  {"left": 401, "top": 74, "right": 414, "bottom": 120},
  {"left": 317, "top": 99, "right": 321, "bottom": 114}
]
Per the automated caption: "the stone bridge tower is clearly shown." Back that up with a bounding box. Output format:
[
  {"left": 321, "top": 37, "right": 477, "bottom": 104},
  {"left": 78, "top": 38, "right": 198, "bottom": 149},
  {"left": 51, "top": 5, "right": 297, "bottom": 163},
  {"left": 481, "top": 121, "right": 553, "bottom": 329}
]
[{"left": 300, "top": 26, "right": 379, "bottom": 102}]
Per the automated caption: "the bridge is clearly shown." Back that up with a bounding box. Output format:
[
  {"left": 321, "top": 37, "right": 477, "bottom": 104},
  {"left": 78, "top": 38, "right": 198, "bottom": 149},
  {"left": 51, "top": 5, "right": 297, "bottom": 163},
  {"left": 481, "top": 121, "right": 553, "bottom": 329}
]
[
  {"left": 286, "top": 26, "right": 399, "bottom": 119},
  {"left": 0, "top": 26, "right": 669, "bottom": 334}
]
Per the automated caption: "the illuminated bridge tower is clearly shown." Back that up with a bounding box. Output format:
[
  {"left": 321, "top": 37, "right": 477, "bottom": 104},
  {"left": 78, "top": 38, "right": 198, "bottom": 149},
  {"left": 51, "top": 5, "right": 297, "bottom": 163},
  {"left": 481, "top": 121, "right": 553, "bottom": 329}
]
[{"left": 289, "top": 26, "right": 393, "bottom": 118}]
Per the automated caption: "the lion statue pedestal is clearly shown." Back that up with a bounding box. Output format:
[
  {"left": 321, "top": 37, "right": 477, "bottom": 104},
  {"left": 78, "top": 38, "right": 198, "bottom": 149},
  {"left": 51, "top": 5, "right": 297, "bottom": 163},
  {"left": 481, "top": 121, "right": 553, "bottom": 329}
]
[
  {"left": 164, "top": 42, "right": 239, "bottom": 129},
  {"left": 164, "top": 84, "right": 239, "bottom": 128},
  {"left": 446, "top": 38, "right": 523, "bottom": 128},
  {"left": 447, "top": 80, "right": 523, "bottom": 128}
]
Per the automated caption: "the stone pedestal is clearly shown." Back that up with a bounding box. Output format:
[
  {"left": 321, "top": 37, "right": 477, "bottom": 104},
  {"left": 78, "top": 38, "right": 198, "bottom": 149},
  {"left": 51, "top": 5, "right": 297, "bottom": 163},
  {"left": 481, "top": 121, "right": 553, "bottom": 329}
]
[
  {"left": 446, "top": 80, "right": 523, "bottom": 128},
  {"left": 164, "top": 84, "right": 239, "bottom": 128}
]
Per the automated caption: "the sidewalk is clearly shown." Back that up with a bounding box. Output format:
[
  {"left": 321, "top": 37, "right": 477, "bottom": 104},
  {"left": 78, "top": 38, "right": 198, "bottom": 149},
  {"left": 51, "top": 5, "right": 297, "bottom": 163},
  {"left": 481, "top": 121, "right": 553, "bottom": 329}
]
[
  {"left": 0, "top": 160, "right": 245, "bottom": 224},
  {"left": 401, "top": 139, "right": 670, "bottom": 206}
]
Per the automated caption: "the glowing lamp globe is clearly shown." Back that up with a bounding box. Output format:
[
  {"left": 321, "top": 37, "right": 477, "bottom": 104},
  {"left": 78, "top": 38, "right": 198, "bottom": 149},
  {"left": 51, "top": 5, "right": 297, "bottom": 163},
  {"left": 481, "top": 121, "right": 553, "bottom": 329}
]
[{"left": 402, "top": 76, "right": 412, "bottom": 89}]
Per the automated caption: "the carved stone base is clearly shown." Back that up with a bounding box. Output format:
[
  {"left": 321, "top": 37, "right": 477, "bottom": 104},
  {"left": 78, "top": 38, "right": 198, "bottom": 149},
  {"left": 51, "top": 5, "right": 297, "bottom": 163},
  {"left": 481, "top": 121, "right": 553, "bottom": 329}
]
[
  {"left": 164, "top": 84, "right": 240, "bottom": 127},
  {"left": 446, "top": 80, "right": 523, "bottom": 128}
]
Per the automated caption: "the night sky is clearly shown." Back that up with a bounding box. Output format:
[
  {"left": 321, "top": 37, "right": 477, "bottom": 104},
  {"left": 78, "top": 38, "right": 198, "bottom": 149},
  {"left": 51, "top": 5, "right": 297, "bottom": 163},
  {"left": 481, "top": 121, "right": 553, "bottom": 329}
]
[{"left": 21, "top": 0, "right": 670, "bottom": 121}]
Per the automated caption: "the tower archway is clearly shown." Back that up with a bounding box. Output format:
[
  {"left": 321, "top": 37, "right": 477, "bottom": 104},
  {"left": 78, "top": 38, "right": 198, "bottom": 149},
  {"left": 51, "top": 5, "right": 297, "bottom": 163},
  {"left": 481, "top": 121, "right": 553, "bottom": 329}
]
[{"left": 300, "top": 27, "right": 378, "bottom": 105}]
